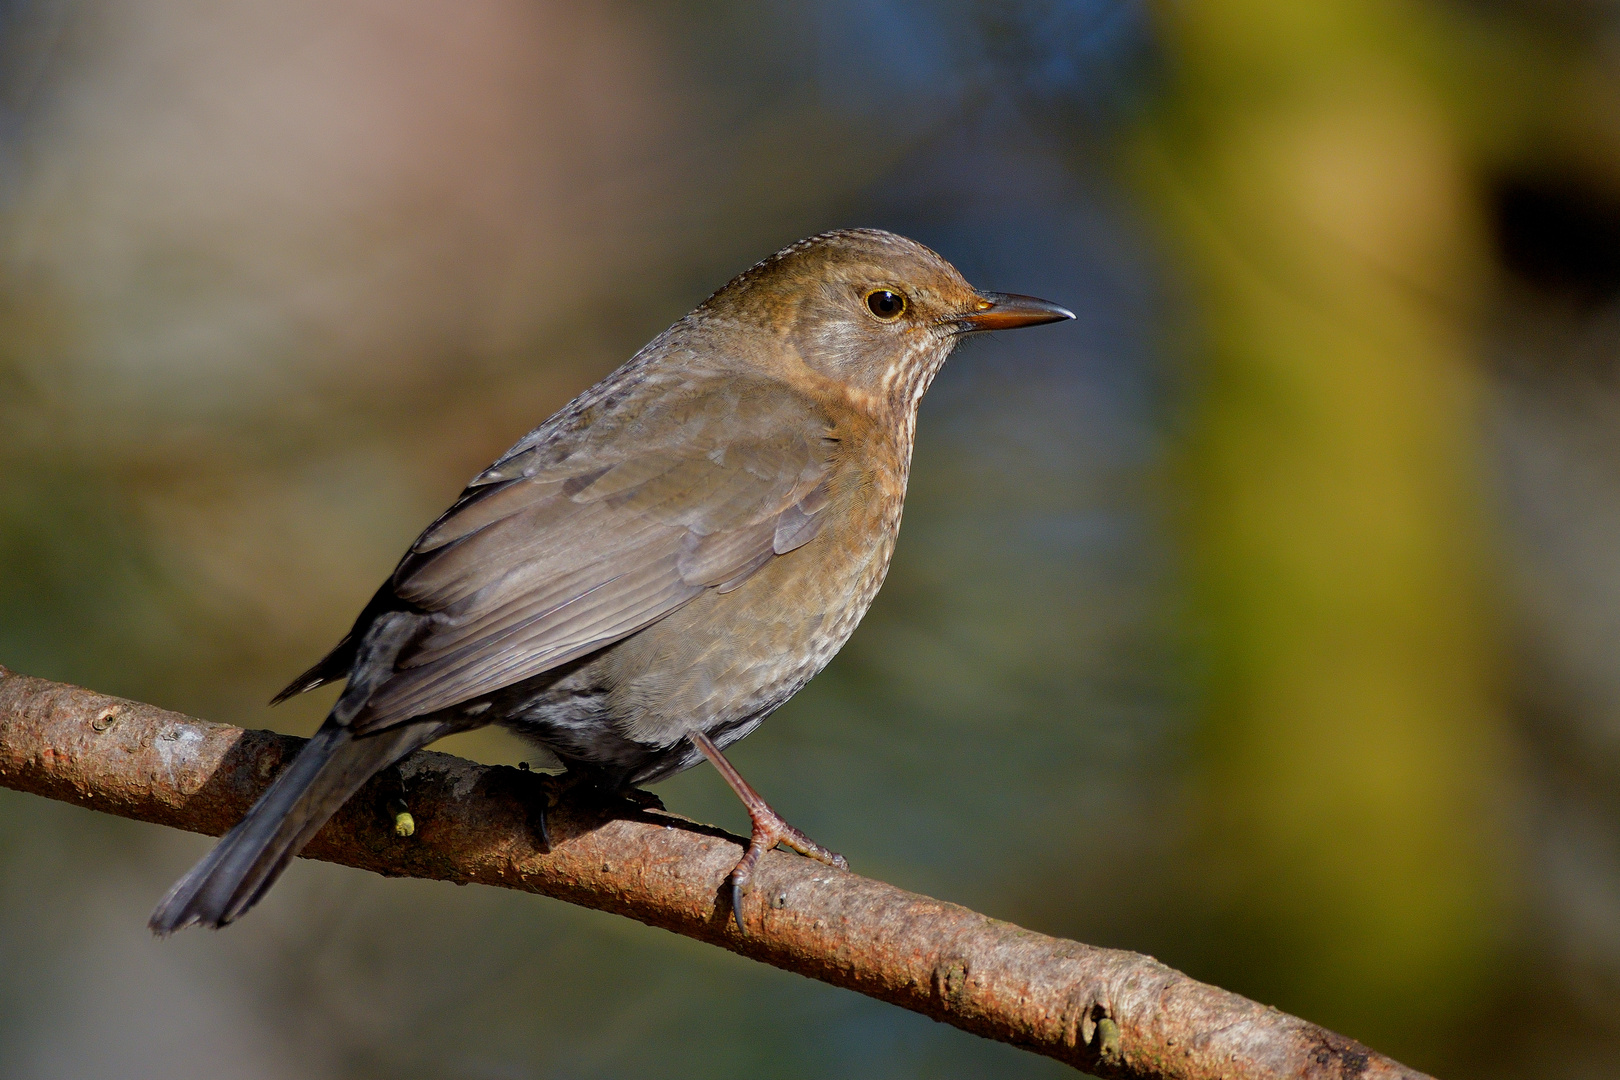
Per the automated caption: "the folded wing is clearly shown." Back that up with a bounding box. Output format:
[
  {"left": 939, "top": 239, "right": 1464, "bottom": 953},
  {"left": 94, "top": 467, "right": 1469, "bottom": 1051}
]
[{"left": 346, "top": 375, "right": 835, "bottom": 731}]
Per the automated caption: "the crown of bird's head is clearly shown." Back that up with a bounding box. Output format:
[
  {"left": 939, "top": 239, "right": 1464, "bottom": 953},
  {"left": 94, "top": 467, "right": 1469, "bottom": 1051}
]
[{"left": 696, "top": 229, "right": 1073, "bottom": 405}]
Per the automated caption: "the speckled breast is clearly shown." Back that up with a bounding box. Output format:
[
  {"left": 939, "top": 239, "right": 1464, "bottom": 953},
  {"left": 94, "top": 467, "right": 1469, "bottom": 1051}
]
[{"left": 598, "top": 429, "right": 913, "bottom": 757}]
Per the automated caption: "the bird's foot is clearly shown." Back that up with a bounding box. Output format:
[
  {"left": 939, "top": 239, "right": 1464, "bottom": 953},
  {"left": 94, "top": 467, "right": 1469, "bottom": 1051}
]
[
  {"left": 686, "top": 730, "right": 847, "bottom": 934},
  {"left": 728, "top": 805, "right": 846, "bottom": 934},
  {"left": 527, "top": 769, "right": 589, "bottom": 852},
  {"left": 527, "top": 771, "right": 665, "bottom": 853}
]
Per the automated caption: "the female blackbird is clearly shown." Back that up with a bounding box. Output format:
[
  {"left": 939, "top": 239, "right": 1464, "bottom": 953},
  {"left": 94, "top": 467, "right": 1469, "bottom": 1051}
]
[{"left": 150, "top": 228, "right": 1071, "bottom": 934}]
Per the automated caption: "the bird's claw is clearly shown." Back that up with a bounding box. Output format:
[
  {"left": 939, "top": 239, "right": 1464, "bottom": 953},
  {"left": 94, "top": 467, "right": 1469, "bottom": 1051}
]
[
  {"left": 726, "top": 813, "right": 846, "bottom": 936},
  {"left": 729, "top": 877, "right": 748, "bottom": 936},
  {"left": 529, "top": 770, "right": 585, "bottom": 854},
  {"left": 529, "top": 774, "right": 666, "bottom": 855}
]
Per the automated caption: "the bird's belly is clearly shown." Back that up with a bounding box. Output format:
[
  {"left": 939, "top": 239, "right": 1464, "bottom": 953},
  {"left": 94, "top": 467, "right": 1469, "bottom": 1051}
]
[{"left": 600, "top": 526, "right": 893, "bottom": 751}]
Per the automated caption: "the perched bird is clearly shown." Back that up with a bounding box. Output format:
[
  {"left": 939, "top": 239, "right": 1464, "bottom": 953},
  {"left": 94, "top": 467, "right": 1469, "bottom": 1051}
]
[{"left": 150, "top": 228, "right": 1072, "bottom": 934}]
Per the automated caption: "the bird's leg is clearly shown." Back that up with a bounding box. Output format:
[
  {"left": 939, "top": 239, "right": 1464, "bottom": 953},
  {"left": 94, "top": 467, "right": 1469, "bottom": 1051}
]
[{"left": 689, "top": 731, "right": 847, "bottom": 934}]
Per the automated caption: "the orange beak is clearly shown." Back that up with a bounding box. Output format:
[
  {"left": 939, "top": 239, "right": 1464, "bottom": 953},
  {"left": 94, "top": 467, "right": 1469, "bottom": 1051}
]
[{"left": 957, "top": 292, "right": 1075, "bottom": 332}]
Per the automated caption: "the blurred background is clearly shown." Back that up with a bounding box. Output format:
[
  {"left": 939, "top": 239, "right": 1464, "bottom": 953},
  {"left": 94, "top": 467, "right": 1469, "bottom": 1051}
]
[{"left": 1, "top": 1, "right": 1618, "bottom": 1076}]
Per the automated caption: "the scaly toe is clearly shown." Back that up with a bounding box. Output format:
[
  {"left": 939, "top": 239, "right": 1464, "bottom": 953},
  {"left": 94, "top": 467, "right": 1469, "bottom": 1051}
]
[{"left": 776, "top": 828, "right": 846, "bottom": 871}]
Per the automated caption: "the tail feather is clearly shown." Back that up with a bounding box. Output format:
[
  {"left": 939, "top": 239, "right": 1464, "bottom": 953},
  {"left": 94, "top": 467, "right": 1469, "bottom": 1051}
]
[{"left": 149, "top": 719, "right": 445, "bottom": 933}]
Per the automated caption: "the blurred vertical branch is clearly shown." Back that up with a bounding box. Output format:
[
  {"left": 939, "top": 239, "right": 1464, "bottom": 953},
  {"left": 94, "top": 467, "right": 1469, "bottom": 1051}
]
[{"left": 1136, "top": 0, "right": 1513, "bottom": 1056}]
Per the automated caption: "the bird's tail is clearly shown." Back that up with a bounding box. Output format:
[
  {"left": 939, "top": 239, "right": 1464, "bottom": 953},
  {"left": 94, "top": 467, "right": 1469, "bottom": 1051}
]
[{"left": 149, "top": 718, "right": 445, "bottom": 933}]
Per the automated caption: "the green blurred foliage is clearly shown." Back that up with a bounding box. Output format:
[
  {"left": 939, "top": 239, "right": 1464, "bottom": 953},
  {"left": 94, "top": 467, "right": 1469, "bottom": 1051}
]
[
  {"left": 1136, "top": 2, "right": 1620, "bottom": 1072},
  {"left": 1140, "top": 0, "right": 1510, "bottom": 1052}
]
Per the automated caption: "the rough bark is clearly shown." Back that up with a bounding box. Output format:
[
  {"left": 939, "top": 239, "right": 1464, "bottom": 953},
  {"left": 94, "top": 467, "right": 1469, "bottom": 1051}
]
[{"left": 0, "top": 664, "right": 1432, "bottom": 1079}]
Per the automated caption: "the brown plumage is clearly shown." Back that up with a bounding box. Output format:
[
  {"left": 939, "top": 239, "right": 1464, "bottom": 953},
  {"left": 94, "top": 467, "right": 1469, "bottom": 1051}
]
[{"left": 150, "top": 228, "right": 1072, "bottom": 934}]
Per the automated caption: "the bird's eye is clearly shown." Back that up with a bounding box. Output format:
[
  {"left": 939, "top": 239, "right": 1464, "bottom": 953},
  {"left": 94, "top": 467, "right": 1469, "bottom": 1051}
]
[{"left": 864, "top": 288, "right": 907, "bottom": 322}]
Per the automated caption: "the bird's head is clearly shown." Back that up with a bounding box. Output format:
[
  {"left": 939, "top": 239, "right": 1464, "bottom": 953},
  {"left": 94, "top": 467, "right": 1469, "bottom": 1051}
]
[{"left": 698, "top": 229, "right": 1073, "bottom": 408}]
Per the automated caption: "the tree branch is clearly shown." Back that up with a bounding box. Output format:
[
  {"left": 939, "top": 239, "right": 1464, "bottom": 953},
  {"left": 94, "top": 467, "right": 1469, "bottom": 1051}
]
[{"left": 0, "top": 664, "right": 1430, "bottom": 1080}]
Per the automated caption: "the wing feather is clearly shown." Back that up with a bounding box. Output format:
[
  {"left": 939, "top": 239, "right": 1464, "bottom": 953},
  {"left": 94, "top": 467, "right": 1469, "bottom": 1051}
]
[{"left": 343, "top": 374, "right": 839, "bottom": 732}]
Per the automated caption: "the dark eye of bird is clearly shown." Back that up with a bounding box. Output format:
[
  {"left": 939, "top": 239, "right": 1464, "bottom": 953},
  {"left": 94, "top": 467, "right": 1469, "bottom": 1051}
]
[{"left": 865, "top": 288, "right": 907, "bottom": 321}]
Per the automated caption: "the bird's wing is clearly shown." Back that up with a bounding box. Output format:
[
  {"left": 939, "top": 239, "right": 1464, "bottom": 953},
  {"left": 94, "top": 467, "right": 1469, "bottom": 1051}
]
[{"left": 346, "top": 374, "right": 836, "bottom": 732}]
